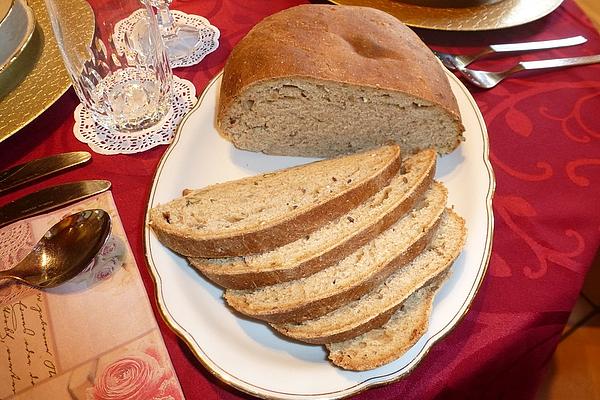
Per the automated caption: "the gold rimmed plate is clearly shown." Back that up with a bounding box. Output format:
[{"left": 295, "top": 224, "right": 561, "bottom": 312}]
[
  {"left": 330, "top": 0, "right": 564, "bottom": 31},
  {"left": 0, "top": 0, "right": 93, "bottom": 143},
  {"left": 144, "top": 70, "right": 495, "bottom": 399},
  {"left": 0, "top": 0, "right": 37, "bottom": 99}
]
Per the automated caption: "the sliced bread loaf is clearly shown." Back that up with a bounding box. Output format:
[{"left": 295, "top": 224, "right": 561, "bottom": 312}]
[
  {"left": 326, "top": 273, "right": 447, "bottom": 371},
  {"left": 224, "top": 182, "right": 447, "bottom": 323},
  {"left": 149, "top": 145, "right": 401, "bottom": 257},
  {"left": 217, "top": 5, "right": 464, "bottom": 158},
  {"left": 272, "top": 209, "right": 466, "bottom": 344},
  {"left": 188, "top": 149, "right": 437, "bottom": 289}
]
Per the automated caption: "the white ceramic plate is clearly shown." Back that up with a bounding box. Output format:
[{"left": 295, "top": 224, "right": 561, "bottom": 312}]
[
  {"left": 0, "top": 0, "right": 14, "bottom": 24},
  {"left": 144, "top": 71, "right": 495, "bottom": 399},
  {"left": 0, "top": 0, "right": 35, "bottom": 74}
]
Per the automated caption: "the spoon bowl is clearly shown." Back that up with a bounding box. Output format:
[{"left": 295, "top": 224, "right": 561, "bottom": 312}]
[{"left": 0, "top": 209, "right": 111, "bottom": 288}]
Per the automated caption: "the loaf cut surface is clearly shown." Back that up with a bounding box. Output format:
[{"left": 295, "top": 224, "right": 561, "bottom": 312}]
[
  {"left": 272, "top": 209, "right": 465, "bottom": 344},
  {"left": 217, "top": 4, "right": 464, "bottom": 157},
  {"left": 326, "top": 275, "right": 446, "bottom": 371},
  {"left": 149, "top": 144, "right": 400, "bottom": 257},
  {"left": 188, "top": 149, "right": 436, "bottom": 289},
  {"left": 224, "top": 182, "right": 447, "bottom": 323}
]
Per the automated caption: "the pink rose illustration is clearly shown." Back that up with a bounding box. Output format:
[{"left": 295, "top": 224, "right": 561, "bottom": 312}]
[
  {"left": 99, "top": 239, "right": 116, "bottom": 256},
  {"left": 94, "top": 265, "right": 115, "bottom": 281},
  {"left": 70, "top": 236, "right": 125, "bottom": 286},
  {"left": 87, "top": 351, "right": 181, "bottom": 400}
]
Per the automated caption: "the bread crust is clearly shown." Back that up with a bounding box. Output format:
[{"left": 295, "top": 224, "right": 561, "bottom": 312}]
[
  {"left": 293, "top": 305, "right": 398, "bottom": 345},
  {"left": 325, "top": 272, "right": 451, "bottom": 370},
  {"left": 224, "top": 213, "right": 442, "bottom": 323},
  {"left": 271, "top": 209, "right": 466, "bottom": 344},
  {"left": 217, "top": 4, "right": 463, "bottom": 153},
  {"left": 273, "top": 266, "right": 455, "bottom": 344},
  {"left": 326, "top": 298, "right": 432, "bottom": 371},
  {"left": 149, "top": 145, "right": 401, "bottom": 257},
  {"left": 189, "top": 149, "right": 436, "bottom": 289}
]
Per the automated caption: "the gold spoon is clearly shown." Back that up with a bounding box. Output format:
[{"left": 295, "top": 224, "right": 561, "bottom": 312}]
[{"left": 0, "top": 209, "right": 111, "bottom": 288}]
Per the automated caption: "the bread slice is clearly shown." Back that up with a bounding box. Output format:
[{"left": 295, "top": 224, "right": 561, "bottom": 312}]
[
  {"left": 272, "top": 209, "right": 466, "bottom": 344},
  {"left": 217, "top": 5, "right": 464, "bottom": 158},
  {"left": 188, "top": 149, "right": 437, "bottom": 289},
  {"left": 224, "top": 182, "right": 447, "bottom": 323},
  {"left": 149, "top": 145, "right": 401, "bottom": 257},
  {"left": 326, "top": 273, "right": 448, "bottom": 371}
]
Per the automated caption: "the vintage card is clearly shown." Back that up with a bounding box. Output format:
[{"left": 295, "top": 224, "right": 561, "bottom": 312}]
[{"left": 0, "top": 192, "right": 184, "bottom": 400}]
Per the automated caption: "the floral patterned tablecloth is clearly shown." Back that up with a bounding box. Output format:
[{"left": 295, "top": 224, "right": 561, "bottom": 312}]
[{"left": 0, "top": 1, "right": 599, "bottom": 399}]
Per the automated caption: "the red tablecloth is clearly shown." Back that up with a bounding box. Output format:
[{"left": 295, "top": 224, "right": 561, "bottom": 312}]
[{"left": 1, "top": 1, "right": 599, "bottom": 399}]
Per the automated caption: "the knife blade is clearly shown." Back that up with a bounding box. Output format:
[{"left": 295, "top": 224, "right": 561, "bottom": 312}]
[
  {"left": 0, "top": 151, "right": 92, "bottom": 195},
  {"left": 0, "top": 180, "right": 111, "bottom": 229}
]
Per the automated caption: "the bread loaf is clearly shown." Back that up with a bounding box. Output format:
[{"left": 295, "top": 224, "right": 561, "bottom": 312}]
[
  {"left": 217, "top": 4, "right": 464, "bottom": 158},
  {"left": 224, "top": 182, "right": 447, "bottom": 323},
  {"left": 188, "top": 149, "right": 436, "bottom": 289},
  {"left": 149, "top": 145, "right": 400, "bottom": 257},
  {"left": 272, "top": 209, "right": 466, "bottom": 344}
]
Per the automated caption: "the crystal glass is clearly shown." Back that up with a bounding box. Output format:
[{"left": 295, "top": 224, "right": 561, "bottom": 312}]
[
  {"left": 44, "top": 0, "right": 172, "bottom": 132},
  {"left": 149, "top": 0, "right": 203, "bottom": 63}
]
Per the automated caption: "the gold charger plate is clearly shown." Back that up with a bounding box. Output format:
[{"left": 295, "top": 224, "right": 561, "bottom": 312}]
[
  {"left": 330, "top": 0, "right": 565, "bottom": 31},
  {"left": 0, "top": 0, "right": 93, "bottom": 143}
]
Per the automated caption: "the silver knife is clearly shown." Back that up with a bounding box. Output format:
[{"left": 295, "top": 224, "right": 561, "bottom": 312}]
[
  {"left": 0, "top": 180, "right": 111, "bottom": 229},
  {"left": 433, "top": 35, "right": 588, "bottom": 70},
  {"left": 0, "top": 151, "right": 92, "bottom": 195}
]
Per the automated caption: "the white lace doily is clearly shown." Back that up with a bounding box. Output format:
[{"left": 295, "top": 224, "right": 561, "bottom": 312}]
[
  {"left": 114, "top": 9, "right": 220, "bottom": 69},
  {"left": 73, "top": 76, "right": 196, "bottom": 155}
]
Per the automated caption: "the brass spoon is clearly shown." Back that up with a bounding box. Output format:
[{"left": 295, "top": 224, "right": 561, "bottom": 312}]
[{"left": 0, "top": 209, "right": 111, "bottom": 288}]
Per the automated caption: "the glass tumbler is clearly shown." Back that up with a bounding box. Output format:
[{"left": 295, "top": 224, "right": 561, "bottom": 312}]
[{"left": 44, "top": 0, "right": 172, "bottom": 132}]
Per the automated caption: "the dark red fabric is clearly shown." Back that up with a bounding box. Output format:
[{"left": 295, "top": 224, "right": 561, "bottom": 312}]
[{"left": 1, "top": 1, "right": 599, "bottom": 399}]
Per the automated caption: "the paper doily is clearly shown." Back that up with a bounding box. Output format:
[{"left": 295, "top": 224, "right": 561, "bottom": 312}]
[
  {"left": 114, "top": 9, "right": 220, "bottom": 69},
  {"left": 73, "top": 75, "right": 196, "bottom": 155}
]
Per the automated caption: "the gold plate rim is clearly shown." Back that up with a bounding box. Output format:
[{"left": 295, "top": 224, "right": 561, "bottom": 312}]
[
  {"left": 329, "top": 0, "right": 565, "bottom": 31},
  {"left": 143, "top": 70, "right": 495, "bottom": 399},
  {"left": 0, "top": 0, "right": 93, "bottom": 144},
  {"left": 0, "top": 0, "right": 14, "bottom": 25}
]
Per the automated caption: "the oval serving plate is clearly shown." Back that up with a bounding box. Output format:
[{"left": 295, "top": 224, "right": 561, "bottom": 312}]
[{"left": 144, "top": 70, "right": 495, "bottom": 399}]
